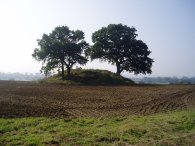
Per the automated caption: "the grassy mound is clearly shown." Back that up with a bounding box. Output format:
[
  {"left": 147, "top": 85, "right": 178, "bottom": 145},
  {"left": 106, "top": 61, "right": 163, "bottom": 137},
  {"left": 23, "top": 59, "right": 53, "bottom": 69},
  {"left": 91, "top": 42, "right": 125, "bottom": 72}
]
[{"left": 43, "top": 69, "right": 134, "bottom": 85}]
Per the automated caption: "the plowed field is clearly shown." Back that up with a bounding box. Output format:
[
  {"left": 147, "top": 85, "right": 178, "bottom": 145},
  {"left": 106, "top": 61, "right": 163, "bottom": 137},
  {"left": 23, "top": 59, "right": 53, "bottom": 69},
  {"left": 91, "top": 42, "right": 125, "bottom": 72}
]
[{"left": 0, "top": 81, "right": 195, "bottom": 118}]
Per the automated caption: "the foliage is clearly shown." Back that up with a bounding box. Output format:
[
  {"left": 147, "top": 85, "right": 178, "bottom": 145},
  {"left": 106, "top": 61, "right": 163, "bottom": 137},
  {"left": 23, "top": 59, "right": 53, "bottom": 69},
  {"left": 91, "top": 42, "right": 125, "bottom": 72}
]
[
  {"left": 32, "top": 26, "right": 88, "bottom": 79},
  {"left": 0, "top": 111, "right": 195, "bottom": 146},
  {"left": 86, "top": 24, "right": 154, "bottom": 75}
]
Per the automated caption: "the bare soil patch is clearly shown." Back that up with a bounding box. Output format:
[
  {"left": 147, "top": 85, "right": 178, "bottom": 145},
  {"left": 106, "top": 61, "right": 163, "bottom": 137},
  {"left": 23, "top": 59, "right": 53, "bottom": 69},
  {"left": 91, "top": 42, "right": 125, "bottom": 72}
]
[{"left": 0, "top": 81, "right": 195, "bottom": 118}]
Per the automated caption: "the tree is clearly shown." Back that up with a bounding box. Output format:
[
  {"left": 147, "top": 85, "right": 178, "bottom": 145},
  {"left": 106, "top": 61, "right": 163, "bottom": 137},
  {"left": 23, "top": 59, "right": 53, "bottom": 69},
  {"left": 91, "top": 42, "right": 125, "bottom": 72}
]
[
  {"left": 86, "top": 24, "right": 154, "bottom": 75},
  {"left": 32, "top": 26, "right": 88, "bottom": 80}
]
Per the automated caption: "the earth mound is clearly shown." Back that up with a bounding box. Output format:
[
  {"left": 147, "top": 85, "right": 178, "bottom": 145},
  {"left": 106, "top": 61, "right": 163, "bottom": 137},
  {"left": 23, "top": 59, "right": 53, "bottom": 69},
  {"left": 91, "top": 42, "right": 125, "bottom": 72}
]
[{"left": 44, "top": 69, "right": 134, "bottom": 85}]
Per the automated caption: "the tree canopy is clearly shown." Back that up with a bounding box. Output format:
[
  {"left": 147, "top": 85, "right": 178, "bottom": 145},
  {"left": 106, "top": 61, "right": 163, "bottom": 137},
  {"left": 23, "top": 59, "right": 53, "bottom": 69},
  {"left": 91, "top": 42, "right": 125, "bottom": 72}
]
[
  {"left": 32, "top": 26, "right": 88, "bottom": 79},
  {"left": 86, "top": 24, "right": 154, "bottom": 75}
]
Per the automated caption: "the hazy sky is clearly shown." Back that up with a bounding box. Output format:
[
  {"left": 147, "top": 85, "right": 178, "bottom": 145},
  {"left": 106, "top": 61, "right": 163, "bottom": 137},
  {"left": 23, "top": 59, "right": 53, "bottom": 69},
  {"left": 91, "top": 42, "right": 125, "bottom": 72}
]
[{"left": 0, "top": 0, "right": 195, "bottom": 77}]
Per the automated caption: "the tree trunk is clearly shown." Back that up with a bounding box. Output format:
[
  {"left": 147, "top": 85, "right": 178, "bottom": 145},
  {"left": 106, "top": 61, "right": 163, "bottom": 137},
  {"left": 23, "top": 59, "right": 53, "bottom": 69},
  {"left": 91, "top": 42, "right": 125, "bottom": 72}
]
[
  {"left": 67, "top": 67, "right": 71, "bottom": 80},
  {"left": 61, "top": 63, "right": 65, "bottom": 80},
  {"left": 116, "top": 62, "right": 121, "bottom": 75}
]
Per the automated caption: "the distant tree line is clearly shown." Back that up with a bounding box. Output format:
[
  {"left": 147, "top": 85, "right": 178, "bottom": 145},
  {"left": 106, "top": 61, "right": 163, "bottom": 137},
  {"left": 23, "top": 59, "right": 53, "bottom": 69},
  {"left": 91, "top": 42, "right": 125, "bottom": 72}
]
[
  {"left": 132, "top": 77, "right": 195, "bottom": 84},
  {"left": 32, "top": 24, "right": 154, "bottom": 80},
  {"left": 1, "top": 72, "right": 194, "bottom": 84},
  {"left": 0, "top": 72, "right": 44, "bottom": 81}
]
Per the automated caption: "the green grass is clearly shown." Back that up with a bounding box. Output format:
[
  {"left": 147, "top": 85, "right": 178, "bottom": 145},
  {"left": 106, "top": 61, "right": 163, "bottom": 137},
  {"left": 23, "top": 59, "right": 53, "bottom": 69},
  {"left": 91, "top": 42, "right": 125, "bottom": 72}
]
[
  {"left": 1, "top": 110, "right": 195, "bottom": 146},
  {"left": 41, "top": 69, "right": 134, "bottom": 85}
]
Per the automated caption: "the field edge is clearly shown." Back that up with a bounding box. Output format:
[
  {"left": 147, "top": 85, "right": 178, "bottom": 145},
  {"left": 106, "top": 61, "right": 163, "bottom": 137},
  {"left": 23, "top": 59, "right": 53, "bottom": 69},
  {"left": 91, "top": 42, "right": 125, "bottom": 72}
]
[{"left": 0, "top": 110, "right": 195, "bottom": 146}]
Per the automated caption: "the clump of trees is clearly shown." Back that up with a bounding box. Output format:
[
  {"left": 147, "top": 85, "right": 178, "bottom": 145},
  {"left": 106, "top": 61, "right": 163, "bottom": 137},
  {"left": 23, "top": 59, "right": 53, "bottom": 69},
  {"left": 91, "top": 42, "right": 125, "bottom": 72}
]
[
  {"left": 32, "top": 26, "right": 88, "bottom": 80},
  {"left": 86, "top": 24, "right": 153, "bottom": 75},
  {"left": 32, "top": 24, "right": 154, "bottom": 80}
]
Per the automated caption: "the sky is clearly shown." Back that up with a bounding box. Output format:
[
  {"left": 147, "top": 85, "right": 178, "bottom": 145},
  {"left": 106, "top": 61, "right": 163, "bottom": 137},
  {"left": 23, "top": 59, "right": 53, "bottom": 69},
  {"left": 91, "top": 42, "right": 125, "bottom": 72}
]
[{"left": 0, "top": 0, "right": 195, "bottom": 77}]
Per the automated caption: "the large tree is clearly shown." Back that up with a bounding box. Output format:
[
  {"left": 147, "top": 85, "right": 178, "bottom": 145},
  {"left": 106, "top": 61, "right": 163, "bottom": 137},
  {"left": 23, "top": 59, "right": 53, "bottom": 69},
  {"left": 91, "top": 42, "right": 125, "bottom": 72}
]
[
  {"left": 32, "top": 26, "right": 88, "bottom": 80},
  {"left": 86, "top": 24, "right": 154, "bottom": 75}
]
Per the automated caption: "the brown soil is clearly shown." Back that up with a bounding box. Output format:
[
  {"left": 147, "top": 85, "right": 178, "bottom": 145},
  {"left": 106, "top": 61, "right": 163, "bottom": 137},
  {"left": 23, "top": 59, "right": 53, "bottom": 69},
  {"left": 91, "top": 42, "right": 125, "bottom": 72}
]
[{"left": 0, "top": 81, "right": 195, "bottom": 118}]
